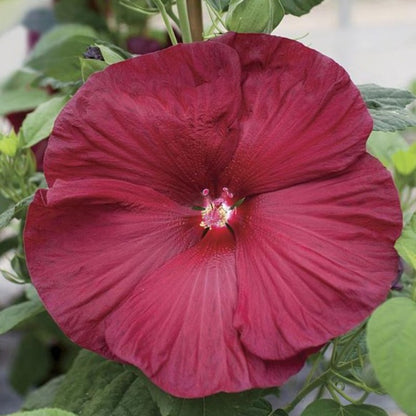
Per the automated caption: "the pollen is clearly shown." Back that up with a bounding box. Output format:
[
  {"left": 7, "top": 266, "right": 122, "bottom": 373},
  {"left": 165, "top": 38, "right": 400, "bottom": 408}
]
[{"left": 200, "top": 202, "right": 232, "bottom": 229}]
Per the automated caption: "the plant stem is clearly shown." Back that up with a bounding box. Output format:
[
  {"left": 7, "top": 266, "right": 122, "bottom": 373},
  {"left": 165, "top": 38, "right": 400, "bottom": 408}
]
[
  {"left": 166, "top": 4, "right": 181, "bottom": 27},
  {"left": 153, "top": 0, "right": 178, "bottom": 45},
  {"left": 187, "top": 0, "right": 203, "bottom": 41},
  {"left": 283, "top": 371, "right": 330, "bottom": 413},
  {"left": 177, "top": 0, "right": 193, "bottom": 42}
]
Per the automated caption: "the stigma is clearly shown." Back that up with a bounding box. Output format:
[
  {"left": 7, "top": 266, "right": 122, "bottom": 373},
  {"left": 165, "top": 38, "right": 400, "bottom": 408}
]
[{"left": 199, "top": 188, "right": 234, "bottom": 229}]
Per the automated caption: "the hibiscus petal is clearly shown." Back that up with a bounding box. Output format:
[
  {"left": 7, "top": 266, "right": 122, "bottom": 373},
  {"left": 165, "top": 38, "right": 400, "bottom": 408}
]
[
  {"left": 233, "top": 155, "right": 402, "bottom": 360},
  {"left": 214, "top": 32, "right": 373, "bottom": 196},
  {"left": 45, "top": 42, "right": 242, "bottom": 205},
  {"left": 105, "top": 230, "right": 304, "bottom": 397},
  {"left": 24, "top": 179, "right": 201, "bottom": 358}
]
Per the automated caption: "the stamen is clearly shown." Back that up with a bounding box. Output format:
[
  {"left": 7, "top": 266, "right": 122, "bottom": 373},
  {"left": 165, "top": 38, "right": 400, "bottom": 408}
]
[{"left": 198, "top": 187, "right": 240, "bottom": 230}]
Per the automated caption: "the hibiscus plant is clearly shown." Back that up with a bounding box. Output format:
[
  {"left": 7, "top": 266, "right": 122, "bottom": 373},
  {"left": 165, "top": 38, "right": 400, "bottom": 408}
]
[{"left": 1, "top": 1, "right": 416, "bottom": 415}]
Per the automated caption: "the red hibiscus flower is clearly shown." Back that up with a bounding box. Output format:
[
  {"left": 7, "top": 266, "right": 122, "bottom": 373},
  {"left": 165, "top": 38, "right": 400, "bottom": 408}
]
[{"left": 24, "top": 33, "right": 402, "bottom": 398}]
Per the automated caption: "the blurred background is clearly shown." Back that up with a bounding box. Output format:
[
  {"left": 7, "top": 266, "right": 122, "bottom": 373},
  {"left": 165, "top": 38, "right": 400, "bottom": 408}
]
[{"left": 0, "top": 0, "right": 415, "bottom": 414}]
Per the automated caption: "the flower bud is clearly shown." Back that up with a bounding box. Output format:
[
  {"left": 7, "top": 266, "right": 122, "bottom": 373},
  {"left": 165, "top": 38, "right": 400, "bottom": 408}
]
[{"left": 0, "top": 130, "right": 19, "bottom": 157}]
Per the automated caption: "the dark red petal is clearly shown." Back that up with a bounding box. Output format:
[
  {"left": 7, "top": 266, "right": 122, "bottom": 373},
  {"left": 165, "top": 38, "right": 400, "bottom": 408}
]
[
  {"left": 24, "top": 179, "right": 200, "bottom": 358},
  {"left": 32, "top": 138, "right": 48, "bottom": 171},
  {"left": 105, "top": 231, "right": 304, "bottom": 397},
  {"left": 6, "top": 111, "right": 28, "bottom": 131},
  {"left": 45, "top": 41, "right": 242, "bottom": 204},
  {"left": 233, "top": 155, "right": 401, "bottom": 360},
  {"left": 213, "top": 33, "right": 373, "bottom": 196}
]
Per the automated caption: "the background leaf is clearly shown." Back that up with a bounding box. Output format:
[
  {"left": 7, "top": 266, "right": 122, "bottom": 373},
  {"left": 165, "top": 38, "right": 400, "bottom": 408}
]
[
  {"left": 395, "top": 213, "right": 416, "bottom": 268},
  {"left": 6, "top": 409, "right": 77, "bottom": 416},
  {"left": 367, "top": 297, "right": 416, "bottom": 416},
  {"left": 0, "top": 299, "right": 44, "bottom": 335},
  {"left": 52, "top": 350, "right": 277, "bottom": 416},
  {"left": 301, "top": 399, "right": 388, "bottom": 416},
  {"left": 52, "top": 351, "right": 161, "bottom": 416},
  {"left": 366, "top": 131, "right": 409, "bottom": 168},
  {"left": 226, "top": 0, "right": 285, "bottom": 33},
  {"left": 359, "top": 84, "right": 416, "bottom": 131},
  {"left": 23, "top": 376, "right": 66, "bottom": 411},
  {"left": 280, "top": 0, "right": 324, "bottom": 16},
  {"left": 21, "top": 95, "right": 70, "bottom": 148},
  {"left": 25, "top": 24, "right": 98, "bottom": 83},
  {"left": 10, "top": 333, "right": 53, "bottom": 395},
  {"left": 206, "top": 0, "right": 230, "bottom": 12}
]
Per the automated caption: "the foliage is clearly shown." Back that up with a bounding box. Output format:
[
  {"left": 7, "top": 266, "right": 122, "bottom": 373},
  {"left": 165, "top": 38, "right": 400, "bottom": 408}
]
[{"left": 1, "top": 1, "right": 416, "bottom": 416}]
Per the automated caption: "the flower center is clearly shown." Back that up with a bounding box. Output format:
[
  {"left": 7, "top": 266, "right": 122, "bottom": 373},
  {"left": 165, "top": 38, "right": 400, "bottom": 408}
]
[
  {"left": 198, "top": 188, "right": 240, "bottom": 230},
  {"left": 200, "top": 201, "right": 232, "bottom": 229}
]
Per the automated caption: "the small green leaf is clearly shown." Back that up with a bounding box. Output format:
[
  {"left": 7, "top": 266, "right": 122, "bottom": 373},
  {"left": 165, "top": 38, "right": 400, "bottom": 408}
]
[
  {"left": 395, "top": 213, "right": 416, "bottom": 268},
  {"left": 80, "top": 58, "right": 108, "bottom": 82},
  {"left": 367, "top": 297, "right": 416, "bottom": 416},
  {"left": 0, "top": 130, "right": 19, "bottom": 157},
  {"left": 206, "top": 0, "right": 230, "bottom": 12},
  {"left": 366, "top": 131, "right": 409, "bottom": 168},
  {"left": 226, "top": 0, "right": 285, "bottom": 33},
  {"left": 301, "top": 399, "right": 388, "bottom": 416},
  {"left": 359, "top": 84, "right": 416, "bottom": 131},
  {"left": 21, "top": 95, "right": 70, "bottom": 148},
  {"left": 0, "top": 195, "right": 33, "bottom": 228},
  {"left": 6, "top": 409, "right": 77, "bottom": 416},
  {"left": 391, "top": 141, "right": 416, "bottom": 178},
  {"left": 0, "top": 299, "right": 44, "bottom": 335},
  {"left": 96, "top": 43, "right": 131, "bottom": 64},
  {"left": 280, "top": 0, "right": 324, "bottom": 16},
  {"left": 392, "top": 148, "right": 416, "bottom": 175}
]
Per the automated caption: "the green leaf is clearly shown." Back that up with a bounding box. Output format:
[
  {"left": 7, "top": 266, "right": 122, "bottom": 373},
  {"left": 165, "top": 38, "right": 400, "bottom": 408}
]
[
  {"left": 0, "top": 299, "right": 44, "bottom": 335},
  {"left": 0, "top": 69, "right": 50, "bottom": 116},
  {"left": 359, "top": 84, "right": 416, "bottom": 131},
  {"left": 10, "top": 333, "right": 53, "bottom": 395},
  {"left": 0, "top": 130, "right": 19, "bottom": 157},
  {"left": 0, "top": 235, "right": 18, "bottom": 256},
  {"left": 226, "top": 0, "right": 285, "bottom": 33},
  {"left": 273, "top": 411, "right": 289, "bottom": 416},
  {"left": 131, "top": 367, "right": 277, "bottom": 416},
  {"left": 26, "top": 24, "right": 98, "bottom": 83},
  {"left": 54, "top": 350, "right": 276, "bottom": 416},
  {"left": 96, "top": 42, "right": 131, "bottom": 64},
  {"left": 28, "top": 24, "right": 97, "bottom": 59},
  {"left": 395, "top": 213, "right": 416, "bottom": 268},
  {"left": 6, "top": 409, "right": 77, "bottom": 416},
  {"left": 80, "top": 58, "right": 108, "bottom": 82},
  {"left": 366, "top": 131, "right": 409, "bottom": 168},
  {"left": 0, "top": 194, "right": 33, "bottom": 229},
  {"left": 392, "top": 147, "right": 416, "bottom": 176},
  {"left": 280, "top": 0, "right": 324, "bottom": 16},
  {"left": 54, "top": 0, "right": 108, "bottom": 32},
  {"left": 367, "top": 297, "right": 416, "bottom": 416},
  {"left": 21, "top": 95, "right": 70, "bottom": 148},
  {"left": 53, "top": 350, "right": 162, "bottom": 416},
  {"left": 0, "top": 89, "right": 50, "bottom": 116},
  {"left": 301, "top": 399, "right": 388, "bottom": 416},
  {"left": 23, "top": 376, "right": 66, "bottom": 411},
  {"left": 206, "top": 0, "right": 230, "bottom": 12}
]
